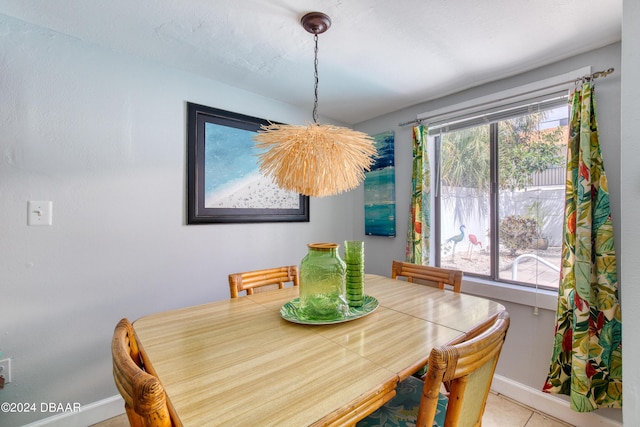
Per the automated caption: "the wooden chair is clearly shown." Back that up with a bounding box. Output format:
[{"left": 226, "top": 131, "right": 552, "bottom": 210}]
[
  {"left": 112, "top": 318, "right": 177, "bottom": 427},
  {"left": 357, "top": 311, "right": 510, "bottom": 427},
  {"left": 228, "top": 265, "right": 299, "bottom": 298},
  {"left": 392, "top": 260, "right": 463, "bottom": 293}
]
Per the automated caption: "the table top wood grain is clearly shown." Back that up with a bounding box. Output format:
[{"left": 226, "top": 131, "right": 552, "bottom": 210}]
[{"left": 133, "top": 274, "right": 505, "bottom": 427}]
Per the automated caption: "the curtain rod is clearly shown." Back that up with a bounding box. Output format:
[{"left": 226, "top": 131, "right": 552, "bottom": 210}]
[{"left": 398, "top": 68, "right": 615, "bottom": 127}]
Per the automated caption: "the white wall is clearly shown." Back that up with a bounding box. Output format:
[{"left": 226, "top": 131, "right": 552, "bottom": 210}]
[
  {"left": 0, "top": 14, "right": 357, "bottom": 426},
  {"left": 355, "top": 43, "right": 623, "bottom": 425},
  {"left": 621, "top": 0, "right": 640, "bottom": 422}
]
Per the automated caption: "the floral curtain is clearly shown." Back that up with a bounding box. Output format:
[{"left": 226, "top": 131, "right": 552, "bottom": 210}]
[
  {"left": 406, "top": 125, "right": 430, "bottom": 264},
  {"left": 543, "top": 82, "right": 622, "bottom": 411}
]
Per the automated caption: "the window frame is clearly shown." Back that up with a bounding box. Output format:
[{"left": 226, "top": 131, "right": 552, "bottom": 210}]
[{"left": 430, "top": 97, "right": 569, "bottom": 290}]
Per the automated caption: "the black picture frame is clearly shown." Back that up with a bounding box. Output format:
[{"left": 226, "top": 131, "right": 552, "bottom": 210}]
[{"left": 186, "top": 102, "right": 309, "bottom": 224}]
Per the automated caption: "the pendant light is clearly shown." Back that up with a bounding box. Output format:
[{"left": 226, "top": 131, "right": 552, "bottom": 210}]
[{"left": 254, "top": 12, "right": 377, "bottom": 198}]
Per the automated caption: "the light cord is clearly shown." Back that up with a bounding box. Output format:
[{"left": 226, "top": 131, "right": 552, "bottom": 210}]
[{"left": 313, "top": 33, "right": 319, "bottom": 124}]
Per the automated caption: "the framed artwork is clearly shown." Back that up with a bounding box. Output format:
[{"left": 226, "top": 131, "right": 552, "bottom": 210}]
[
  {"left": 186, "top": 102, "right": 309, "bottom": 224},
  {"left": 364, "top": 131, "right": 396, "bottom": 236}
]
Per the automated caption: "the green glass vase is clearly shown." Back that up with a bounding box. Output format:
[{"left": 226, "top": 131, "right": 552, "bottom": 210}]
[{"left": 299, "top": 243, "right": 348, "bottom": 321}]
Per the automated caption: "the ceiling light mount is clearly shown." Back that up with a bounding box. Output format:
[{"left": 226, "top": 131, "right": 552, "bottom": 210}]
[{"left": 301, "top": 12, "right": 331, "bottom": 35}]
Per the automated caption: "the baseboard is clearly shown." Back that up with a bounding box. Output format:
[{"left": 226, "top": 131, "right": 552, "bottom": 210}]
[
  {"left": 21, "top": 395, "right": 124, "bottom": 427},
  {"left": 491, "top": 374, "right": 622, "bottom": 427}
]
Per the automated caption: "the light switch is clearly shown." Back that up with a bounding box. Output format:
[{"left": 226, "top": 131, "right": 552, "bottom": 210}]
[{"left": 28, "top": 201, "right": 53, "bottom": 226}]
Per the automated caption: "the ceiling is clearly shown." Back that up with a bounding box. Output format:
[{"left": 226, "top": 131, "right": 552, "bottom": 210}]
[{"left": 0, "top": 0, "right": 622, "bottom": 124}]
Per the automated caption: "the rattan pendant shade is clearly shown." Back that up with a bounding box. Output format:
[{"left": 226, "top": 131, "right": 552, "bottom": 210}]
[{"left": 254, "top": 12, "right": 377, "bottom": 198}]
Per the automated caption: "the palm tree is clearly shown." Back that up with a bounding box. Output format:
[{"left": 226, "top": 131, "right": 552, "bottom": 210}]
[
  {"left": 440, "top": 125, "right": 491, "bottom": 223},
  {"left": 441, "top": 126, "right": 490, "bottom": 190}
]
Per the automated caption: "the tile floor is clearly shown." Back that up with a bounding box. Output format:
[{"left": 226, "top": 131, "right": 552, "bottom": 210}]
[
  {"left": 91, "top": 391, "right": 574, "bottom": 427},
  {"left": 482, "top": 392, "right": 573, "bottom": 427}
]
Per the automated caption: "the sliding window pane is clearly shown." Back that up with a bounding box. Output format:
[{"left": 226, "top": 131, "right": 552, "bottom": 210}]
[
  {"left": 439, "top": 125, "right": 491, "bottom": 276},
  {"left": 497, "top": 106, "right": 568, "bottom": 289}
]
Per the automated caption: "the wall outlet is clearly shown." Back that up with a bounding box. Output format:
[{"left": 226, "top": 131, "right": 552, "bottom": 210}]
[{"left": 0, "top": 358, "right": 11, "bottom": 383}]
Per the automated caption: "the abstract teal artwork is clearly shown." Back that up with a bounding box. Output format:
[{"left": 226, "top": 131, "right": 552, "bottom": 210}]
[{"left": 364, "top": 131, "right": 395, "bottom": 236}]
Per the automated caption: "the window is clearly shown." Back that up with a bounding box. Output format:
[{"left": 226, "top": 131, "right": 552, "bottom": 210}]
[{"left": 432, "top": 100, "right": 569, "bottom": 290}]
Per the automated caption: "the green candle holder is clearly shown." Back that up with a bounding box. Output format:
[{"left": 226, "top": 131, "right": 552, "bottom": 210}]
[{"left": 344, "top": 240, "right": 365, "bottom": 307}]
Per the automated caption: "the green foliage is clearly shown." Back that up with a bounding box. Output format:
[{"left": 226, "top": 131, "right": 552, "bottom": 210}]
[
  {"left": 441, "top": 126, "right": 490, "bottom": 190},
  {"left": 498, "top": 113, "right": 565, "bottom": 190},
  {"left": 440, "top": 111, "right": 565, "bottom": 191},
  {"left": 499, "top": 215, "right": 537, "bottom": 255}
]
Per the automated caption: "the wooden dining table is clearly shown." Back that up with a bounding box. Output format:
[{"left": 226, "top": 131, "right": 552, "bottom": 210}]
[{"left": 132, "top": 274, "right": 505, "bottom": 427}]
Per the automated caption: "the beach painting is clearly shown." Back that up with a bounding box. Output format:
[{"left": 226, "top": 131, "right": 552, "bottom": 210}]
[
  {"left": 203, "top": 122, "right": 300, "bottom": 210},
  {"left": 187, "top": 103, "right": 309, "bottom": 223},
  {"left": 364, "top": 131, "right": 396, "bottom": 236}
]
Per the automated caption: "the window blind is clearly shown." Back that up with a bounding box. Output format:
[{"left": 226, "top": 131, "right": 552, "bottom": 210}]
[
  {"left": 427, "top": 91, "right": 570, "bottom": 135},
  {"left": 402, "top": 67, "right": 592, "bottom": 133}
]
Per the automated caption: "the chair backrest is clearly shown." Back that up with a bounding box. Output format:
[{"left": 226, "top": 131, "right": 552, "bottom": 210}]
[
  {"left": 112, "top": 318, "right": 175, "bottom": 427},
  {"left": 391, "top": 260, "right": 463, "bottom": 293},
  {"left": 417, "top": 311, "right": 510, "bottom": 427},
  {"left": 228, "top": 265, "right": 299, "bottom": 298}
]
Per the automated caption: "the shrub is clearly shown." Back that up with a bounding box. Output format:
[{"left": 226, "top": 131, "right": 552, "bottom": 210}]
[{"left": 499, "top": 215, "right": 538, "bottom": 255}]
